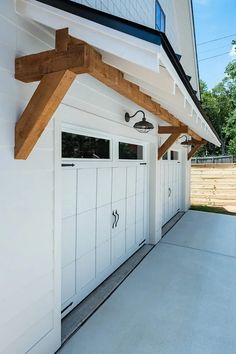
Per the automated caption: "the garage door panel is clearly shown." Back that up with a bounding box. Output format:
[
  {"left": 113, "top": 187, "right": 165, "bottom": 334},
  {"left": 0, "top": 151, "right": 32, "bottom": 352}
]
[
  {"left": 126, "top": 196, "right": 136, "bottom": 227},
  {"left": 97, "top": 168, "right": 112, "bottom": 207},
  {"left": 112, "top": 167, "right": 126, "bottom": 202},
  {"left": 126, "top": 167, "right": 136, "bottom": 197},
  {"left": 126, "top": 224, "right": 136, "bottom": 251},
  {"left": 136, "top": 220, "right": 144, "bottom": 244},
  {"left": 62, "top": 216, "right": 76, "bottom": 268},
  {"left": 76, "top": 250, "right": 96, "bottom": 290},
  {"left": 77, "top": 168, "right": 97, "bottom": 214},
  {"left": 62, "top": 170, "right": 77, "bottom": 218},
  {"left": 61, "top": 262, "right": 76, "bottom": 305},
  {"left": 136, "top": 193, "right": 144, "bottom": 221},
  {"left": 96, "top": 240, "right": 111, "bottom": 274},
  {"left": 161, "top": 152, "right": 183, "bottom": 226},
  {"left": 77, "top": 209, "right": 96, "bottom": 259},
  {"left": 136, "top": 166, "right": 145, "bottom": 194},
  {"left": 112, "top": 199, "right": 126, "bottom": 236},
  {"left": 112, "top": 232, "right": 126, "bottom": 262},
  {"left": 97, "top": 204, "right": 112, "bottom": 245}
]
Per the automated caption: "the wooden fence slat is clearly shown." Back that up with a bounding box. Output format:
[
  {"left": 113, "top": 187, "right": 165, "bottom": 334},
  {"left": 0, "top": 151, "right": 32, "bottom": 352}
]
[{"left": 191, "top": 164, "right": 236, "bottom": 207}]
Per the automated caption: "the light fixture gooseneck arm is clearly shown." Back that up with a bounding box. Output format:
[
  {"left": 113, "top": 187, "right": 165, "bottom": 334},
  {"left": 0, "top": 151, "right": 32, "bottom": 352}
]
[
  {"left": 125, "top": 110, "right": 145, "bottom": 122},
  {"left": 128, "top": 110, "right": 145, "bottom": 119}
]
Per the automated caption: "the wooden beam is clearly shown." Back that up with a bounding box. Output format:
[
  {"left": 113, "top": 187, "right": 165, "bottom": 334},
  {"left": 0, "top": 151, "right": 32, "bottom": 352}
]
[
  {"left": 15, "top": 43, "right": 89, "bottom": 83},
  {"left": 158, "top": 125, "right": 188, "bottom": 134},
  {"left": 188, "top": 129, "right": 202, "bottom": 141},
  {"left": 14, "top": 29, "right": 209, "bottom": 159},
  {"left": 88, "top": 51, "right": 161, "bottom": 115},
  {"left": 158, "top": 133, "right": 180, "bottom": 160},
  {"left": 15, "top": 70, "right": 76, "bottom": 159},
  {"left": 187, "top": 141, "right": 206, "bottom": 160},
  {"left": 158, "top": 108, "right": 180, "bottom": 126},
  {"left": 15, "top": 28, "right": 205, "bottom": 137},
  {"left": 87, "top": 47, "right": 203, "bottom": 133},
  {"left": 55, "top": 27, "right": 69, "bottom": 52}
]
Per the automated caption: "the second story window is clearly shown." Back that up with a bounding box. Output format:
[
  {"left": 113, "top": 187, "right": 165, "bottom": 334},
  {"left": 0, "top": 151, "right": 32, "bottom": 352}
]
[{"left": 155, "top": 1, "right": 166, "bottom": 32}]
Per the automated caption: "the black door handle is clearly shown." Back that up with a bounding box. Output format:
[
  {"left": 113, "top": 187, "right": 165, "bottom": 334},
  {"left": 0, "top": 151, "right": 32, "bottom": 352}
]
[
  {"left": 115, "top": 210, "right": 119, "bottom": 227},
  {"left": 112, "top": 210, "right": 117, "bottom": 229}
]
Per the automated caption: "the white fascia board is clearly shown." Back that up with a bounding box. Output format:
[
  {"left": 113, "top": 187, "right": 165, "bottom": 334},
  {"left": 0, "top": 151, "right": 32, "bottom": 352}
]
[
  {"left": 15, "top": 0, "right": 220, "bottom": 146},
  {"left": 16, "top": 0, "right": 160, "bottom": 73}
]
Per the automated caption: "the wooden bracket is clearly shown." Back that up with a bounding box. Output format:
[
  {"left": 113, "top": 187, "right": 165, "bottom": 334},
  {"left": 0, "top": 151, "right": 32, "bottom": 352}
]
[
  {"left": 15, "top": 70, "right": 76, "bottom": 159},
  {"left": 55, "top": 27, "right": 69, "bottom": 52},
  {"left": 188, "top": 128, "right": 202, "bottom": 142},
  {"left": 187, "top": 140, "right": 207, "bottom": 160},
  {"left": 158, "top": 133, "right": 181, "bottom": 160},
  {"left": 15, "top": 28, "right": 206, "bottom": 159}
]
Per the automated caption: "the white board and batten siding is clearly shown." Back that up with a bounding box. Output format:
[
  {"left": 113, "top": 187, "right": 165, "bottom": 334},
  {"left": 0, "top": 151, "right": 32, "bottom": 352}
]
[
  {"left": 0, "top": 1, "right": 191, "bottom": 353},
  {"left": 0, "top": 2, "right": 61, "bottom": 354},
  {"left": 0, "top": 2, "right": 158, "bottom": 353}
]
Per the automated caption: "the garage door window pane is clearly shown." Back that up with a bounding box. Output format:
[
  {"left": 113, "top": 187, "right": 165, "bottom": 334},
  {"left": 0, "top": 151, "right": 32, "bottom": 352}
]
[
  {"left": 62, "top": 132, "right": 110, "bottom": 159},
  {"left": 170, "top": 151, "right": 179, "bottom": 160},
  {"left": 119, "top": 142, "right": 143, "bottom": 160}
]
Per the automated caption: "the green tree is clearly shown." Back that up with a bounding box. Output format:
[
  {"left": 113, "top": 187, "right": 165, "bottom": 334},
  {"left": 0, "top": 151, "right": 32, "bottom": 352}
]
[
  {"left": 224, "top": 109, "right": 236, "bottom": 155},
  {"left": 223, "top": 60, "right": 236, "bottom": 155},
  {"left": 199, "top": 59, "right": 236, "bottom": 156}
]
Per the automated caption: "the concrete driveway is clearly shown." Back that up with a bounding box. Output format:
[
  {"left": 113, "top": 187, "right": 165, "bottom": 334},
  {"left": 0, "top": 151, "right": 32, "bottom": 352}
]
[{"left": 58, "top": 211, "right": 236, "bottom": 354}]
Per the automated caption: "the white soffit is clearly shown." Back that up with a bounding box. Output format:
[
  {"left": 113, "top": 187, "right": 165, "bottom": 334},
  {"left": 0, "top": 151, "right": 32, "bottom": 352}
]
[{"left": 16, "top": 0, "right": 220, "bottom": 146}]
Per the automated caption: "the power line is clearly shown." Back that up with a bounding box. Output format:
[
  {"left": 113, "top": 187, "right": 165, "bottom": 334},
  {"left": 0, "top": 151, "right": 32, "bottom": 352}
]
[
  {"left": 199, "top": 51, "right": 231, "bottom": 62},
  {"left": 198, "top": 44, "right": 230, "bottom": 54},
  {"left": 197, "top": 34, "right": 236, "bottom": 46}
]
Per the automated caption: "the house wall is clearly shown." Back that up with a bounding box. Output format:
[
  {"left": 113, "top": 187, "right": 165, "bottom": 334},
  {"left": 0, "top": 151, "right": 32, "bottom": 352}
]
[
  {"left": 0, "top": 2, "right": 61, "bottom": 353},
  {"left": 174, "top": 0, "right": 199, "bottom": 94},
  {"left": 0, "top": 1, "right": 191, "bottom": 353},
  {"left": 72, "top": 0, "right": 155, "bottom": 28},
  {"left": 0, "top": 3, "right": 160, "bottom": 354},
  {"left": 71, "top": 0, "right": 199, "bottom": 92}
]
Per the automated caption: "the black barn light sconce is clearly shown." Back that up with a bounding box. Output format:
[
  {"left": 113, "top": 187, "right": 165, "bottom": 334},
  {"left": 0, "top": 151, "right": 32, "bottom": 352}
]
[
  {"left": 125, "top": 110, "right": 154, "bottom": 133},
  {"left": 180, "top": 135, "right": 189, "bottom": 145}
]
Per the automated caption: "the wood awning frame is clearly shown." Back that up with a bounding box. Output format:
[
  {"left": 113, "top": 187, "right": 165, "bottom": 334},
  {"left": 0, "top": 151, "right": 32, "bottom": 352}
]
[
  {"left": 158, "top": 125, "right": 188, "bottom": 160},
  {"left": 158, "top": 127, "right": 207, "bottom": 160},
  {"left": 188, "top": 140, "right": 207, "bottom": 160},
  {"left": 15, "top": 28, "right": 205, "bottom": 160}
]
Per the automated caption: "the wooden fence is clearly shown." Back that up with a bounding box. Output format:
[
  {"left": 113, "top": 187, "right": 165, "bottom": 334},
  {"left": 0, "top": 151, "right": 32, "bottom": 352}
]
[
  {"left": 191, "top": 164, "right": 236, "bottom": 206},
  {"left": 192, "top": 155, "right": 236, "bottom": 164}
]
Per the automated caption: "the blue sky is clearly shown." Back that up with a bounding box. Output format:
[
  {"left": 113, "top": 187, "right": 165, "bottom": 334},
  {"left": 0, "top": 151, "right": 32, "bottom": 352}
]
[{"left": 192, "top": 0, "right": 236, "bottom": 89}]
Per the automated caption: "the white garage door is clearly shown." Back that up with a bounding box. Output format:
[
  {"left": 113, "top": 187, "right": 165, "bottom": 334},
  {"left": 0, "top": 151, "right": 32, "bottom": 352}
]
[
  {"left": 61, "top": 129, "right": 148, "bottom": 316},
  {"left": 161, "top": 149, "right": 182, "bottom": 226}
]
